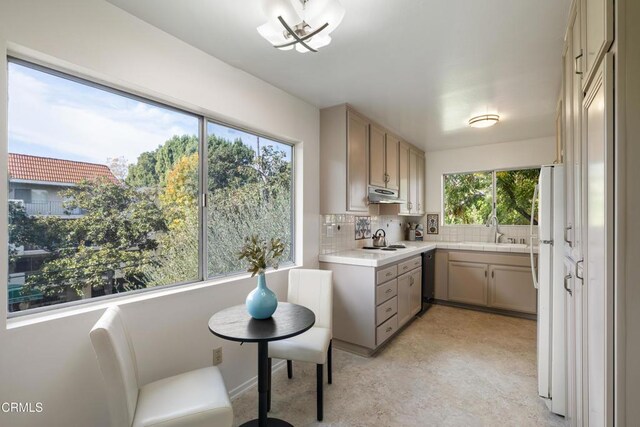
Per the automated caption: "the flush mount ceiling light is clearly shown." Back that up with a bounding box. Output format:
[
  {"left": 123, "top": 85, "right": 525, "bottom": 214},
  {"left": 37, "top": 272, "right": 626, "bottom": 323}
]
[
  {"left": 257, "top": 0, "right": 345, "bottom": 53},
  {"left": 468, "top": 114, "right": 500, "bottom": 128}
]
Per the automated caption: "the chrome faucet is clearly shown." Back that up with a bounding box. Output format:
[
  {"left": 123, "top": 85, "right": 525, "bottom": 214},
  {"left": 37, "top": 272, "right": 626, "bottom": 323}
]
[{"left": 486, "top": 214, "right": 503, "bottom": 243}]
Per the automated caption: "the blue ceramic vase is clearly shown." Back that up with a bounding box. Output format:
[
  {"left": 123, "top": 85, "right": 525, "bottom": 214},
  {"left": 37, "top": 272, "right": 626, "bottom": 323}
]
[{"left": 246, "top": 273, "right": 278, "bottom": 319}]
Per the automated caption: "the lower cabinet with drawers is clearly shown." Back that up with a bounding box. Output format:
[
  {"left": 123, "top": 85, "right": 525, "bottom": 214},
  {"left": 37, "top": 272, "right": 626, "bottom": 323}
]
[{"left": 320, "top": 254, "right": 425, "bottom": 356}]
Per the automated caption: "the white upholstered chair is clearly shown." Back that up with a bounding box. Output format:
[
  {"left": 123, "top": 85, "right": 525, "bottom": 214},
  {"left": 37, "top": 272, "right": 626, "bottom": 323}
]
[
  {"left": 267, "top": 269, "right": 333, "bottom": 421},
  {"left": 90, "top": 306, "right": 233, "bottom": 427}
]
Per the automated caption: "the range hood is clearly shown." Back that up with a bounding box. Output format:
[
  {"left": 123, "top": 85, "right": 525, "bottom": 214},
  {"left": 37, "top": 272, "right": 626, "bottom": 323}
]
[{"left": 368, "top": 186, "right": 405, "bottom": 204}]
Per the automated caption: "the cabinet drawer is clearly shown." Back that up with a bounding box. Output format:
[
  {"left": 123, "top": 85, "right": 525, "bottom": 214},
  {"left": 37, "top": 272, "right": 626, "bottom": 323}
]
[
  {"left": 376, "top": 314, "right": 398, "bottom": 345},
  {"left": 376, "top": 279, "right": 398, "bottom": 304},
  {"left": 376, "top": 296, "right": 398, "bottom": 325},
  {"left": 398, "top": 256, "right": 421, "bottom": 274},
  {"left": 376, "top": 265, "right": 398, "bottom": 284}
]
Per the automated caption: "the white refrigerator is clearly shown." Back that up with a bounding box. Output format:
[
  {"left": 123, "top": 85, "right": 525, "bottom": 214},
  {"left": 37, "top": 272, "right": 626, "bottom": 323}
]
[{"left": 530, "top": 164, "right": 566, "bottom": 416}]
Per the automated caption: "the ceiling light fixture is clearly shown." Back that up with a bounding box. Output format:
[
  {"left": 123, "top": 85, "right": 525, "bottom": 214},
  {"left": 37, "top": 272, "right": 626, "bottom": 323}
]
[
  {"left": 468, "top": 114, "right": 500, "bottom": 128},
  {"left": 257, "top": 0, "right": 345, "bottom": 53}
]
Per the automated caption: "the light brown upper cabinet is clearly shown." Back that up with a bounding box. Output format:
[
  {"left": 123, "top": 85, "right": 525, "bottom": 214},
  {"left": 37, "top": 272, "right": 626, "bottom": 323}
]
[
  {"left": 319, "top": 104, "right": 370, "bottom": 213},
  {"left": 581, "top": 0, "right": 613, "bottom": 91},
  {"left": 400, "top": 148, "right": 425, "bottom": 216},
  {"left": 398, "top": 142, "right": 411, "bottom": 215},
  {"left": 369, "top": 126, "right": 399, "bottom": 190}
]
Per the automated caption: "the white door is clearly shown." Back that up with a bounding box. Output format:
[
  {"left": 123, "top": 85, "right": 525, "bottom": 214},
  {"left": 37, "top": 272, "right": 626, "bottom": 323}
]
[{"left": 583, "top": 53, "right": 614, "bottom": 427}]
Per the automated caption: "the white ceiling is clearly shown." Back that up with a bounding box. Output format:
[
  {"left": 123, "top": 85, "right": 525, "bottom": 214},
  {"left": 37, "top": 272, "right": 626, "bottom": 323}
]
[{"left": 106, "top": 0, "right": 571, "bottom": 151}]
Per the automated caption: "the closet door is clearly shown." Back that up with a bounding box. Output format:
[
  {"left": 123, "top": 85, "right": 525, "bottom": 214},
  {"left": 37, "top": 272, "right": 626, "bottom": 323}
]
[{"left": 582, "top": 53, "right": 614, "bottom": 427}]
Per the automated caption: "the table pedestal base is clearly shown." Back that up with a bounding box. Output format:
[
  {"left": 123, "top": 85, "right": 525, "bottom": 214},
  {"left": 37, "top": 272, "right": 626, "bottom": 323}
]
[{"left": 239, "top": 418, "right": 293, "bottom": 427}]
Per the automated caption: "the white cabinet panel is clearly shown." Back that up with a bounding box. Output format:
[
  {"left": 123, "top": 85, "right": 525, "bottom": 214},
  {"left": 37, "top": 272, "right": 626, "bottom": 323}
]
[
  {"left": 583, "top": 0, "right": 614, "bottom": 89},
  {"left": 583, "top": 53, "right": 614, "bottom": 427}
]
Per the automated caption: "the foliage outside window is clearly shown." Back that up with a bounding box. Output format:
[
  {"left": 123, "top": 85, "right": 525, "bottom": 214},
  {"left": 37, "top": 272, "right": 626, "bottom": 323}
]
[
  {"left": 443, "top": 169, "right": 539, "bottom": 225},
  {"left": 6, "top": 59, "right": 294, "bottom": 314},
  {"left": 443, "top": 172, "right": 493, "bottom": 225}
]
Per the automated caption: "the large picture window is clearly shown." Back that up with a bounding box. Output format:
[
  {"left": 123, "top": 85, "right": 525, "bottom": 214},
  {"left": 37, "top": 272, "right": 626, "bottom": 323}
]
[
  {"left": 6, "top": 58, "right": 295, "bottom": 314},
  {"left": 443, "top": 168, "right": 540, "bottom": 225}
]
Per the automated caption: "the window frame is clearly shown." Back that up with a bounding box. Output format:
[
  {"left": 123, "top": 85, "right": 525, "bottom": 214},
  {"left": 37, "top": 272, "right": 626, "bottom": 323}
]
[
  {"left": 442, "top": 166, "right": 540, "bottom": 226},
  {"left": 6, "top": 56, "right": 297, "bottom": 318}
]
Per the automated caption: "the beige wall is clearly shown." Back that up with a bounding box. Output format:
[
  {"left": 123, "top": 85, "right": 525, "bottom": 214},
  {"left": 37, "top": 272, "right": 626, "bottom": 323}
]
[
  {"left": 0, "top": 1, "right": 319, "bottom": 426},
  {"left": 424, "top": 136, "right": 556, "bottom": 215}
]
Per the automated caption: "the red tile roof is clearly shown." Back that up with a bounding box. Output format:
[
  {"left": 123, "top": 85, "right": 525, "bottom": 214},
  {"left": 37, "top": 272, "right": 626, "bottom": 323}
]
[{"left": 8, "top": 153, "right": 119, "bottom": 185}]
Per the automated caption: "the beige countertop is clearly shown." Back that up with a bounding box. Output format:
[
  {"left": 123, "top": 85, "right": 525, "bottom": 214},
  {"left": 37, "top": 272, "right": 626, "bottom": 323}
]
[{"left": 318, "top": 240, "right": 537, "bottom": 267}]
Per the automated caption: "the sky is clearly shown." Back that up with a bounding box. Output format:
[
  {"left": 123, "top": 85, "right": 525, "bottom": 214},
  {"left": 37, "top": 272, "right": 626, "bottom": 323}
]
[{"left": 7, "top": 61, "right": 291, "bottom": 169}]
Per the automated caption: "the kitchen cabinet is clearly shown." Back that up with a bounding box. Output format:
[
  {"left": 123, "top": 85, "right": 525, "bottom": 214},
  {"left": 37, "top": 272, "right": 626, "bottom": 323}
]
[
  {"left": 320, "top": 251, "right": 427, "bottom": 356},
  {"left": 398, "top": 142, "right": 411, "bottom": 215},
  {"left": 369, "top": 126, "right": 400, "bottom": 190},
  {"left": 385, "top": 134, "right": 400, "bottom": 190},
  {"left": 448, "top": 261, "right": 488, "bottom": 306},
  {"left": 583, "top": 53, "right": 614, "bottom": 426},
  {"left": 563, "top": 1, "right": 584, "bottom": 261},
  {"left": 434, "top": 250, "right": 449, "bottom": 300},
  {"left": 398, "top": 147, "right": 425, "bottom": 216},
  {"left": 488, "top": 265, "right": 537, "bottom": 314},
  {"left": 564, "top": 258, "right": 584, "bottom": 427},
  {"left": 416, "top": 152, "right": 425, "bottom": 215},
  {"left": 560, "top": 0, "right": 616, "bottom": 422},
  {"left": 347, "top": 111, "right": 370, "bottom": 212},
  {"left": 397, "top": 259, "right": 422, "bottom": 327},
  {"left": 443, "top": 251, "right": 536, "bottom": 315},
  {"left": 319, "top": 105, "right": 370, "bottom": 213},
  {"left": 582, "top": 0, "right": 613, "bottom": 90}
]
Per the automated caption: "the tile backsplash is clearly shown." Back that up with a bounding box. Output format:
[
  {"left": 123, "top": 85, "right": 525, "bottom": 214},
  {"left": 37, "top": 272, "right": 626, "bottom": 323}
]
[
  {"left": 320, "top": 214, "right": 538, "bottom": 254},
  {"left": 422, "top": 224, "right": 538, "bottom": 246}
]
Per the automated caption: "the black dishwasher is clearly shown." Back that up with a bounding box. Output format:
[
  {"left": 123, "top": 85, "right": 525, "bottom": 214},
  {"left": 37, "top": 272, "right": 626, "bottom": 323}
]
[{"left": 422, "top": 250, "right": 435, "bottom": 311}]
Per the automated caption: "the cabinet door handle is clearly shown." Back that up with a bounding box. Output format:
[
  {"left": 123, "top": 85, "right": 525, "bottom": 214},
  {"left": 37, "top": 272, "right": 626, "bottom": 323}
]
[
  {"left": 491, "top": 270, "right": 494, "bottom": 278},
  {"left": 564, "top": 274, "right": 573, "bottom": 296},
  {"left": 484, "top": 270, "right": 487, "bottom": 277},
  {"left": 564, "top": 225, "right": 573, "bottom": 245},
  {"left": 575, "top": 50, "right": 583, "bottom": 75},
  {"left": 575, "top": 259, "right": 584, "bottom": 281}
]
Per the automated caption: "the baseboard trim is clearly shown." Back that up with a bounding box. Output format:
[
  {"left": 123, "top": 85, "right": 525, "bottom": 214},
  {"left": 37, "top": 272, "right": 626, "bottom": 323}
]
[
  {"left": 229, "top": 359, "right": 286, "bottom": 400},
  {"left": 433, "top": 299, "right": 537, "bottom": 320}
]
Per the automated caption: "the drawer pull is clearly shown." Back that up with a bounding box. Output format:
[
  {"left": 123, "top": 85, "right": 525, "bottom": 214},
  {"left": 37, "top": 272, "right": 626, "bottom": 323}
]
[
  {"left": 385, "top": 289, "right": 392, "bottom": 294},
  {"left": 386, "top": 307, "right": 392, "bottom": 313},
  {"left": 386, "top": 272, "right": 392, "bottom": 277},
  {"left": 386, "top": 327, "right": 393, "bottom": 333}
]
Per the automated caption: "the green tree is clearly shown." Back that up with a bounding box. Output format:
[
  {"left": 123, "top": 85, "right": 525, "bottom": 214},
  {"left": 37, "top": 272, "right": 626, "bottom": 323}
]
[
  {"left": 126, "top": 134, "right": 198, "bottom": 188},
  {"left": 22, "top": 179, "right": 167, "bottom": 297},
  {"left": 207, "top": 136, "right": 258, "bottom": 191},
  {"left": 444, "top": 172, "right": 493, "bottom": 224},
  {"left": 496, "top": 169, "right": 539, "bottom": 225}
]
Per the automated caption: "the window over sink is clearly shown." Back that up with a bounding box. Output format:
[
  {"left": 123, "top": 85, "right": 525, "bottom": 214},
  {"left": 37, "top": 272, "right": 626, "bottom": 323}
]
[{"left": 443, "top": 168, "right": 540, "bottom": 226}]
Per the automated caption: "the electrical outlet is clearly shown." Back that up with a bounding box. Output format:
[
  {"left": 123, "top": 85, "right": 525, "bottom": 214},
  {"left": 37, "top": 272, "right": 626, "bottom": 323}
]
[{"left": 212, "top": 347, "right": 223, "bottom": 365}]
